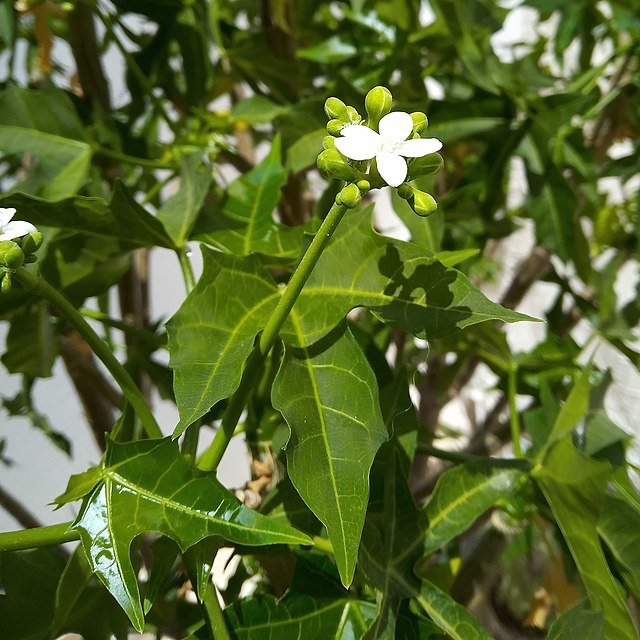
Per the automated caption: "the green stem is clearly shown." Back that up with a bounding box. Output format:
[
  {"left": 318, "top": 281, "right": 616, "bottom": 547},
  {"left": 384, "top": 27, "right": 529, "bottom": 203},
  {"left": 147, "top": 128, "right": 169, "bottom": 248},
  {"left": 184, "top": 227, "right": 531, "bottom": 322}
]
[
  {"left": 80, "top": 307, "right": 166, "bottom": 348},
  {"left": 508, "top": 366, "right": 522, "bottom": 458},
  {"left": 198, "top": 199, "right": 349, "bottom": 471},
  {"left": 94, "top": 146, "right": 174, "bottom": 170},
  {"left": 416, "top": 444, "right": 484, "bottom": 465},
  {"left": 177, "top": 247, "right": 197, "bottom": 294},
  {"left": 14, "top": 268, "right": 163, "bottom": 439},
  {"left": 0, "top": 522, "right": 79, "bottom": 552},
  {"left": 201, "top": 582, "right": 233, "bottom": 640}
]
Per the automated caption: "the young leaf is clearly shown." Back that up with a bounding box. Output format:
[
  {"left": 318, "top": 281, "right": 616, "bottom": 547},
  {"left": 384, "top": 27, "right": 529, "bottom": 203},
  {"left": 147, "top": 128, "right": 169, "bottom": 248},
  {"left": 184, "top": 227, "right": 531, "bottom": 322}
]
[
  {"left": 272, "top": 324, "right": 388, "bottom": 587},
  {"left": 533, "top": 438, "right": 637, "bottom": 640},
  {"left": 70, "top": 438, "right": 311, "bottom": 631}
]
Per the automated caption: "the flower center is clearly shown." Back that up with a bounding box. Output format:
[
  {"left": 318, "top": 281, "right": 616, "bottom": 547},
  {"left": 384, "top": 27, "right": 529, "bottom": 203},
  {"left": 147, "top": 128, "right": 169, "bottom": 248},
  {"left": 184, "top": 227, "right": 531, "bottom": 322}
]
[{"left": 379, "top": 137, "right": 403, "bottom": 154}]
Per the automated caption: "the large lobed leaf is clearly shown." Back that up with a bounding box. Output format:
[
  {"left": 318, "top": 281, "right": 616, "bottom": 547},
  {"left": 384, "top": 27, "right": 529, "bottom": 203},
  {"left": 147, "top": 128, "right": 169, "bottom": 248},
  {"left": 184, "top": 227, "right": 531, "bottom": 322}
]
[
  {"left": 169, "top": 207, "right": 531, "bottom": 433},
  {"left": 533, "top": 438, "right": 637, "bottom": 640},
  {"left": 67, "top": 438, "right": 310, "bottom": 631}
]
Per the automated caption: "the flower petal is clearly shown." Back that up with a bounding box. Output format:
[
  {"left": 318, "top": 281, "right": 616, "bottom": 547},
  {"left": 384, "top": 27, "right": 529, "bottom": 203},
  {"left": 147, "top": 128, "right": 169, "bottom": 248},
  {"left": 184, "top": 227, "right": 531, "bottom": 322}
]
[
  {"left": 0, "top": 207, "right": 16, "bottom": 228},
  {"left": 396, "top": 137, "right": 443, "bottom": 158},
  {"left": 376, "top": 152, "right": 407, "bottom": 187},
  {"left": 0, "top": 220, "right": 37, "bottom": 240},
  {"left": 335, "top": 125, "right": 380, "bottom": 160},
  {"left": 378, "top": 111, "right": 413, "bottom": 142}
]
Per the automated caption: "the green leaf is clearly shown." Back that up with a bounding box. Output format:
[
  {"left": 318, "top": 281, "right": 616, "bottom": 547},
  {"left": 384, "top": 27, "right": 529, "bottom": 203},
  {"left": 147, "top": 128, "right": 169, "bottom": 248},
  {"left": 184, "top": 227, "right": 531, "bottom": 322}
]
[
  {"left": 297, "top": 35, "right": 358, "bottom": 63},
  {"left": 546, "top": 600, "right": 604, "bottom": 640},
  {"left": 533, "top": 438, "right": 637, "bottom": 640},
  {"left": 156, "top": 152, "right": 211, "bottom": 247},
  {"left": 167, "top": 249, "right": 278, "bottom": 434},
  {"left": 540, "top": 362, "right": 592, "bottom": 456},
  {"left": 0, "top": 126, "right": 91, "bottom": 200},
  {"left": 230, "top": 96, "right": 287, "bottom": 125},
  {"left": 70, "top": 438, "right": 311, "bottom": 631},
  {"left": 359, "top": 442, "right": 493, "bottom": 638},
  {"left": 0, "top": 548, "right": 65, "bottom": 640},
  {"left": 225, "top": 555, "right": 376, "bottom": 639},
  {"left": 414, "top": 579, "right": 492, "bottom": 640},
  {"left": 169, "top": 208, "right": 531, "bottom": 433},
  {"left": 196, "top": 137, "right": 288, "bottom": 255},
  {"left": 272, "top": 323, "right": 388, "bottom": 587},
  {"left": 1, "top": 302, "right": 56, "bottom": 378},
  {"left": 597, "top": 494, "right": 640, "bottom": 599},
  {"left": 0, "top": 183, "right": 176, "bottom": 248},
  {"left": 422, "top": 461, "right": 526, "bottom": 556}
]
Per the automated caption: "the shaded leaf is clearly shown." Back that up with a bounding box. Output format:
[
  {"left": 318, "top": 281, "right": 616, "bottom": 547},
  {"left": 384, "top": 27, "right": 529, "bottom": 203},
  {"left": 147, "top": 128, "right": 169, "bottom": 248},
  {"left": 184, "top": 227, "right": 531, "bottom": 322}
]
[
  {"left": 0, "top": 126, "right": 91, "bottom": 200},
  {"left": 196, "top": 137, "right": 288, "bottom": 256},
  {"left": 70, "top": 438, "right": 311, "bottom": 631},
  {"left": 422, "top": 461, "right": 526, "bottom": 556},
  {"left": 546, "top": 599, "right": 604, "bottom": 640},
  {"left": 0, "top": 183, "right": 176, "bottom": 248},
  {"left": 156, "top": 152, "right": 211, "bottom": 247},
  {"left": 272, "top": 324, "right": 388, "bottom": 587},
  {"left": 533, "top": 438, "right": 636, "bottom": 640}
]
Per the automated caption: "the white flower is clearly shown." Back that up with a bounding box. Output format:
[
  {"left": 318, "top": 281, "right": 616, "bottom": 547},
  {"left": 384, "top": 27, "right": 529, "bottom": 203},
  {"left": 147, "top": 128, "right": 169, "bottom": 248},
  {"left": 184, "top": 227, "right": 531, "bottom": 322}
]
[
  {"left": 0, "top": 208, "right": 37, "bottom": 241},
  {"left": 333, "top": 111, "right": 442, "bottom": 188}
]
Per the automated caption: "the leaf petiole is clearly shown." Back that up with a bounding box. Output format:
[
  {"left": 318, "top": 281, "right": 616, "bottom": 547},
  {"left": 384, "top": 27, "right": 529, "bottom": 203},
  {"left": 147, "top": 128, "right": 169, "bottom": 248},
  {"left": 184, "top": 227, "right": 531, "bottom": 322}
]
[{"left": 13, "top": 267, "right": 163, "bottom": 439}]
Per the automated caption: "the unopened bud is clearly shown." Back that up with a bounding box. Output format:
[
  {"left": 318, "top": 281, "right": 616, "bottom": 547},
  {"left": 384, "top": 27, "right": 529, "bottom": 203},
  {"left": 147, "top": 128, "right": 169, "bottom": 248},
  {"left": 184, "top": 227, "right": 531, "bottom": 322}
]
[
  {"left": 0, "top": 240, "right": 24, "bottom": 269},
  {"left": 21, "top": 231, "right": 43, "bottom": 255},
  {"left": 407, "top": 153, "right": 443, "bottom": 181},
  {"left": 324, "top": 97, "right": 348, "bottom": 120},
  {"left": 322, "top": 135, "right": 336, "bottom": 150},
  {"left": 327, "top": 119, "right": 345, "bottom": 137},
  {"left": 357, "top": 179, "right": 371, "bottom": 192},
  {"left": 317, "top": 149, "right": 359, "bottom": 182},
  {"left": 410, "top": 112, "right": 428, "bottom": 134},
  {"left": 412, "top": 190, "right": 438, "bottom": 217},
  {"left": 397, "top": 183, "right": 414, "bottom": 200},
  {"left": 345, "top": 106, "right": 362, "bottom": 124},
  {"left": 336, "top": 183, "right": 362, "bottom": 209},
  {"left": 365, "top": 86, "right": 393, "bottom": 130}
]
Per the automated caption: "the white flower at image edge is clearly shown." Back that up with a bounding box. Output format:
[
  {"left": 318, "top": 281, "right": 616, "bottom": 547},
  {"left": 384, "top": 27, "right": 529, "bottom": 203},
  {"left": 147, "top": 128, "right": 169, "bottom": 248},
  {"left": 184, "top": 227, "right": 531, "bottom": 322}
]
[
  {"left": 334, "top": 111, "right": 443, "bottom": 188},
  {"left": 0, "top": 208, "right": 37, "bottom": 241}
]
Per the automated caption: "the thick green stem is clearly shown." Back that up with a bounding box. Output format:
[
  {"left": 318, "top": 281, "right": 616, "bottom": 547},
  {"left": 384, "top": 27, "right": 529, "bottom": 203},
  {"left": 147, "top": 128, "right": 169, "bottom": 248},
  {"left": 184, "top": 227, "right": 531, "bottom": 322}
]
[
  {"left": 201, "top": 582, "right": 233, "bottom": 640},
  {"left": 95, "top": 146, "right": 175, "bottom": 169},
  {"left": 14, "top": 268, "right": 163, "bottom": 439},
  {"left": 198, "top": 199, "right": 349, "bottom": 471},
  {"left": 0, "top": 522, "right": 79, "bottom": 552}
]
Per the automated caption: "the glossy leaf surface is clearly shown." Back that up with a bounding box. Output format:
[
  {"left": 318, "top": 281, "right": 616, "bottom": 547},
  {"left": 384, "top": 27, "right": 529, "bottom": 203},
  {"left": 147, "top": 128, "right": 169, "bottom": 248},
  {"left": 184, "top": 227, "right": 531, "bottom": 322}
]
[
  {"left": 534, "top": 439, "right": 637, "bottom": 640},
  {"left": 546, "top": 600, "right": 604, "bottom": 640},
  {"left": 70, "top": 438, "right": 311, "bottom": 631},
  {"left": 272, "top": 324, "right": 388, "bottom": 587}
]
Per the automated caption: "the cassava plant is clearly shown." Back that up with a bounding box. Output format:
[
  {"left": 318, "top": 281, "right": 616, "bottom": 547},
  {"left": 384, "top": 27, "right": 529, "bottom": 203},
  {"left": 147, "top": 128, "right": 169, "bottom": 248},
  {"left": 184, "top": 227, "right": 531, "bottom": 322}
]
[{"left": 0, "top": 1, "right": 639, "bottom": 639}]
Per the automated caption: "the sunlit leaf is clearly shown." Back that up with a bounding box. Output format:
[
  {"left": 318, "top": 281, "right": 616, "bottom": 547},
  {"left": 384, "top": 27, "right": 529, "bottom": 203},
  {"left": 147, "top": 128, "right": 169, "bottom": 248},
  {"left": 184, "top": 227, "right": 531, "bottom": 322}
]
[
  {"left": 272, "top": 323, "right": 388, "bottom": 587},
  {"left": 70, "top": 438, "right": 311, "bottom": 631}
]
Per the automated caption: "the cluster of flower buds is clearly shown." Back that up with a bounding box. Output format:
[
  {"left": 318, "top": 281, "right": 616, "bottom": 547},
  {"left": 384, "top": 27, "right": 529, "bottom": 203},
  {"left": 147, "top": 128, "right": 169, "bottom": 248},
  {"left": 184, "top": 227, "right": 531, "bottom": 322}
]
[
  {"left": 0, "top": 208, "right": 42, "bottom": 293},
  {"left": 317, "top": 86, "right": 443, "bottom": 216}
]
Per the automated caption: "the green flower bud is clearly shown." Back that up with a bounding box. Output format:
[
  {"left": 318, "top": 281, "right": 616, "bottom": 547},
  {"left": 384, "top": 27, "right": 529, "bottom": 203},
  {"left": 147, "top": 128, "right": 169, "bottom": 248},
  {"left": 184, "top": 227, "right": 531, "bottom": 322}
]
[
  {"left": 1, "top": 273, "right": 11, "bottom": 294},
  {"left": 324, "top": 96, "right": 348, "bottom": 120},
  {"left": 345, "top": 106, "right": 362, "bottom": 124},
  {"left": 365, "top": 85, "right": 393, "bottom": 130},
  {"left": 322, "top": 135, "right": 336, "bottom": 150},
  {"left": 397, "top": 183, "right": 414, "bottom": 200},
  {"left": 410, "top": 111, "right": 428, "bottom": 134},
  {"left": 407, "top": 153, "right": 443, "bottom": 181},
  {"left": 317, "top": 149, "right": 359, "bottom": 182},
  {"left": 0, "top": 241, "right": 25, "bottom": 269},
  {"left": 357, "top": 179, "right": 371, "bottom": 193},
  {"left": 24, "top": 254, "right": 38, "bottom": 264},
  {"left": 336, "top": 183, "right": 362, "bottom": 209},
  {"left": 412, "top": 190, "right": 438, "bottom": 217},
  {"left": 327, "top": 119, "right": 345, "bottom": 137},
  {"left": 21, "top": 231, "right": 43, "bottom": 255}
]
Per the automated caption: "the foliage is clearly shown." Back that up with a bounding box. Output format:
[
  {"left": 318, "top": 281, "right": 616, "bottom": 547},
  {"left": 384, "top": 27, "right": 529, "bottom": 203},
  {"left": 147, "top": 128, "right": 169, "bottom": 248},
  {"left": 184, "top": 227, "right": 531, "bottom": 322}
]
[{"left": 1, "top": 1, "right": 639, "bottom": 639}]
